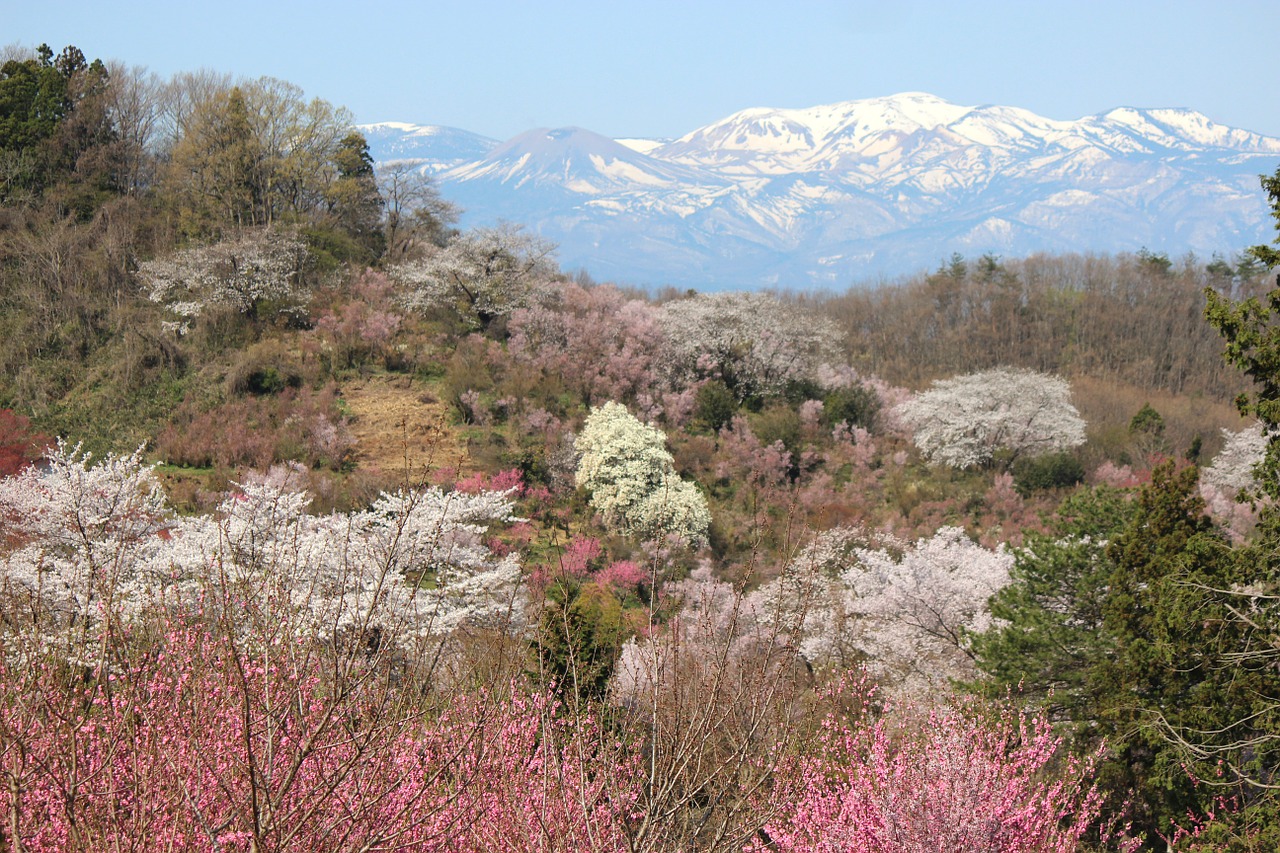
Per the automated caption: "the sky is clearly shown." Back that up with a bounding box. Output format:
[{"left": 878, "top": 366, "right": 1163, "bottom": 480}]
[{"left": 4, "top": 0, "right": 1278, "bottom": 142}]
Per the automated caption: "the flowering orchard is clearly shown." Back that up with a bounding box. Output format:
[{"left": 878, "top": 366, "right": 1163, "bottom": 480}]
[{"left": 0, "top": 440, "right": 1117, "bottom": 852}]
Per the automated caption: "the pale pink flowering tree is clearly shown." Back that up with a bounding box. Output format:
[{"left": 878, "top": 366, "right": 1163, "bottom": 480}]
[
  {"left": 754, "top": 526, "right": 1014, "bottom": 690},
  {"left": 0, "top": 439, "right": 527, "bottom": 662},
  {"left": 0, "top": 440, "right": 172, "bottom": 661},
  {"left": 658, "top": 292, "right": 840, "bottom": 400},
  {"left": 508, "top": 282, "right": 667, "bottom": 407},
  {"left": 1202, "top": 421, "right": 1268, "bottom": 496},
  {"left": 1199, "top": 422, "right": 1268, "bottom": 540},
  {"left": 390, "top": 224, "right": 557, "bottom": 331},
  {"left": 0, "top": 441, "right": 640, "bottom": 852}
]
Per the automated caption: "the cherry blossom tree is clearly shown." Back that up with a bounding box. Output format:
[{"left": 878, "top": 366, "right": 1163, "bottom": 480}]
[
  {"left": 390, "top": 224, "right": 557, "bottom": 332},
  {"left": 137, "top": 228, "right": 310, "bottom": 331},
  {"left": 658, "top": 292, "right": 840, "bottom": 400},
  {"left": 0, "top": 440, "right": 525, "bottom": 660},
  {"left": 1200, "top": 422, "right": 1268, "bottom": 539},
  {"left": 508, "top": 282, "right": 666, "bottom": 407},
  {"left": 575, "top": 401, "right": 710, "bottom": 546},
  {"left": 754, "top": 526, "right": 1014, "bottom": 690},
  {"left": 895, "top": 367, "right": 1086, "bottom": 470},
  {"left": 1202, "top": 421, "right": 1268, "bottom": 495}
]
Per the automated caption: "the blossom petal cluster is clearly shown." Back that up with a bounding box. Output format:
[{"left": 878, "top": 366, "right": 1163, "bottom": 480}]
[
  {"left": 754, "top": 526, "right": 1014, "bottom": 689},
  {"left": 138, "top": 229, "right": 309, "bottom": 329},
  {"left": 658, "top": 291, "right": 840, "bottom": 399},
  {"left": 390, "top": 224, "right": 557, "bottom": 327},
  {"left": 1202, "top": 420, "right": 1269, "bottom": 494}
]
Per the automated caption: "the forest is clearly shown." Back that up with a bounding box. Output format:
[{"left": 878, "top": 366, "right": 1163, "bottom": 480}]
[{"left": 1, "top": 43, "right": 1279, "bottom": 852}]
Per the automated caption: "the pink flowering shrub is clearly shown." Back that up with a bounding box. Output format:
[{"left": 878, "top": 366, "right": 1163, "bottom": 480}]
[
  {"left": 759, "top": 677, "right": 1108, "bottom": 853},
  {"left": 0, "top": 614, "right": 637, "bottom": 852},
  {"left": 508, "top": 282, "right": 666, "bottom": 407},
  {"left": 455, "top": 467, "right": 525, "bottom": 495},
  {"left": 596, "top": 559, "right": 649, "bottom": 594},
  {"left": 313, "top": 269, "right": 404, "bottom": 370}
]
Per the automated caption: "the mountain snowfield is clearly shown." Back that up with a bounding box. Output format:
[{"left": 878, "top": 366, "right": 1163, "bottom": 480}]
[{"left": 360, "top": 92, "right": 1280, "bottom": 289}]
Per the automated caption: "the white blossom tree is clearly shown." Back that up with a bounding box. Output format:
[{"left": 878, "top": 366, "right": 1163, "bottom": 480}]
[
  {"left": 658, "top": 292, "right": 840, "bottom": 400},
  {"left": 0, "top": 442, "right": 525, "bottom": 660},
  {"left": 137, "top": 228, "right": 309, "bottom": 331},
  {"left": 1202, "top": 421, "right": 1269, "bottom": 495},
  {"left": 894, "top": 367, "right": 1086, "bottom": 469},
  {"left": 389, "top": 224, "right": 557, "bottom": 331},
  {"left": 753, "top": 525, "right": 1014, "bottom": 691},
  {"left": 575, "top": 401, "right": 710, "bottom": 546},
  {"left": 0, "top": 441, "right": 172, "bottom": 659}
]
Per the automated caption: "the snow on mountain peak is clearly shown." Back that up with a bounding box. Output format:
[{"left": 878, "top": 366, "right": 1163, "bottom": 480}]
[{"left": 367, "top": 93, "right": 1280, "bottom": 289}]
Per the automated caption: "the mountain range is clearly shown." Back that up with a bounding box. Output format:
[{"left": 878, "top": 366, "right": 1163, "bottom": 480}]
[{"left": 359, "top": 93, "right": 1280, "bottom": 290}]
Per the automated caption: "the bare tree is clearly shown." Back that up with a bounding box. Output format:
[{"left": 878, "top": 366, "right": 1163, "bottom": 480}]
[{"left": 376, "top": 161, "right": 459, "bottom": 260}]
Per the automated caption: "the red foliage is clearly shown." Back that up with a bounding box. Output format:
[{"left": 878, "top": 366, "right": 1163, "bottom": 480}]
[{"left": 0, "top": 409, "right": 49, "bottom": 477}]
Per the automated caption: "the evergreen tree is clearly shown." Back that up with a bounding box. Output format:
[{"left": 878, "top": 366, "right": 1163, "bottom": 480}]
[
  {"left": 324, "top": 131, "right": 384, "bottom": 261},
  {"left": 0, "top": 44, "right": 115, "bottom": 208},
  {"left": 974, "top": 466, "right": 1278, "bottom": 847}
]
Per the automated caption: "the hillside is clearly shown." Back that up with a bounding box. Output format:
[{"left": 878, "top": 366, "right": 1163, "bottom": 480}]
[{"left": 2, "top": 46, "right": 1280, "bottom": 849}]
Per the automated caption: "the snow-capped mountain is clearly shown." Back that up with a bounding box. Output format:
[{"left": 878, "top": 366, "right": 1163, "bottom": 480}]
[
  {"left": 358, "top": 93, "right": 1280, "bottom": 289},
  {"left": 360, "top": 122, "right": 497, "bottom": 171}
]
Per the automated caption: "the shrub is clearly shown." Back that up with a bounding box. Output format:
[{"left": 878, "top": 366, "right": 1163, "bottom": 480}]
[{"left": 1013, "top": 452, "right": 1086, "bottom": 495}]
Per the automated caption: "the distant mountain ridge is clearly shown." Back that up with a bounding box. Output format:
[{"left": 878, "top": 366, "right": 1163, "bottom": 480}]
[{"left": 359, "top": 93, "right": 1280, "bottom": 289}]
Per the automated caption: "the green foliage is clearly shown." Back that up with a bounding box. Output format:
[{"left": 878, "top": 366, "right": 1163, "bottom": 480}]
[
  {"left": 1011, "top": 451, "right": 1084, "bottom": 495},
  {"left": 323, "top": 131, "right": 384, "bottom": 261},
  {"left": 1207, "top": 165, "right": 1280, "bottom": 503},
  {"left": 822, "top": 383, "right": 880, "bottom": 430},
  {"left": 973, "top": 486, "right": 1134, "bottom": 717},
  {"left": 1193, "top": 169, "right": 1280, "bottom": 843},
  {"left": 1137, "top": 247, "right": 1173, "bottom": 277},
  {"left": 533, "top": 579, "right": 625, "bottom": 702},
  {"left": 693, "top": 379, "right": 736, "bottom": 432},
  {"left": 0, "top": 44, "right": 115, "bottom": 207},
  {"left": 1129, "top": 402, "right": 1166, "bottom": 437},
  {"left": 975, "top": 465, "right": 1280, "bottom": 846},
  {"left": 750, "top": 404, "right": 802, "bottom": 458}
]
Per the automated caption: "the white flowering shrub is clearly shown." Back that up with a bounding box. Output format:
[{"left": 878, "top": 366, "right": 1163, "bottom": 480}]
[
  {"left": 895, "top": 368, "right": 1086, "bottom": 469},
  {"left": 138, "top": 229, "right": 309, "bottom": 330},
  {"left": 0, "top": 441, "right": 524, "bottom": 658},
  {"left": 575, "top": 401, "right": 710, "bottom": 546},
  {"left": 390, "top": 224, "right": 557, "bottom": 330},
  {"left": 658, "top": 292, "right": 839, "bottom": 399}
]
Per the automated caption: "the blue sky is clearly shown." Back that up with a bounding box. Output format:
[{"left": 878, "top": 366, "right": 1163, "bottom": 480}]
[{"left": 4, "top": 0, "right": 1278, "bottom": 141}]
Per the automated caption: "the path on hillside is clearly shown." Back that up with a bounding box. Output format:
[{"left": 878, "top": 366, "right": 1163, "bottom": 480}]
[{"left": 339, "top": 375, "right": 469, "bottom": 484}]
